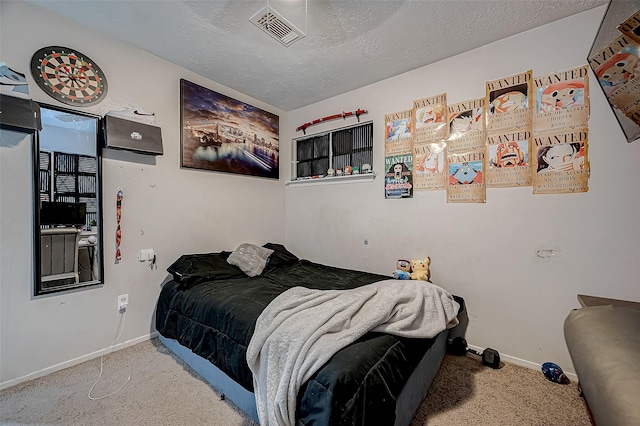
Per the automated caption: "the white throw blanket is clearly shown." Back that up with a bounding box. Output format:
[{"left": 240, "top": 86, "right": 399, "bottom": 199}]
[{"left": 246, "top": 279, "right": 460, "bottom": 426}]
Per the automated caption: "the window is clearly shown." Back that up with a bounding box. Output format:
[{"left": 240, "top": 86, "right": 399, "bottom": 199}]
[
  {"left": 51, "top": 152, "right": 98, "bottom": 227},
  {"left": 39, "top": 151, "right": 51, "bottom": 201},
  {"left": 293, "top": 121, "right": 373, "bottom": 179}
]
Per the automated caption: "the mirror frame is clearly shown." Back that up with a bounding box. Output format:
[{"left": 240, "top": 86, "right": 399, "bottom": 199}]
[
  {"left": 33, "top": 103, "right": 104, "bottom": 296},
  {"left": 588, "top": 0, "right": 640, "bottom": 143}
]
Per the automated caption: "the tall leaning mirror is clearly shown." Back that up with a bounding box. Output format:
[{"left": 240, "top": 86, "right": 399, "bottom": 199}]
[{"left": 34, "top": 104, "right": 103, "bottom": 295}]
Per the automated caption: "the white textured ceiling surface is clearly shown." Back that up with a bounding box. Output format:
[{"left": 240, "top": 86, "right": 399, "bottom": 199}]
[{"left": 25, "top": 0, "right": 605, "bottom": 111}]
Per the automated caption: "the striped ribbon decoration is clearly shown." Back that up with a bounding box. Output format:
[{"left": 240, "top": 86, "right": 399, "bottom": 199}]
[{"left": 115, "top": 188, "right": 123, "bottom": 261}]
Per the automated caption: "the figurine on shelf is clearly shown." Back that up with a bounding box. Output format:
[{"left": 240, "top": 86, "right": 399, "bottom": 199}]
[
  {"left": 362, "top": 163, "right": 372, "bottom": 173},
  {"left": 336, "top": 168, "right": 343, "bottom": 176},
  {"left": 327, "top": 168, "right": 335, "bottom": 177},
  {"left": 344, "top": 165, "right": 353, "bottom": 175},
  {"left": 352, "top": 166, "right": 360, "bottom": 174}
]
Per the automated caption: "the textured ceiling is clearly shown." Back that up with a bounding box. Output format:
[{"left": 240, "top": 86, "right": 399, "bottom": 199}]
[{"left": 26, "top": 0, "right": 606, "bottom": 112}]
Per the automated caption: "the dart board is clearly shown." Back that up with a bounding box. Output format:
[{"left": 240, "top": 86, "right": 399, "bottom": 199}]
[{"left": 30, "top": 46, "right": 108, "bottom": 107}]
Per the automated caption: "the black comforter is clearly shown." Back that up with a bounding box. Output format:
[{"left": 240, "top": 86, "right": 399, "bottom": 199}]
[{"left": 156, "top": 244, "right": 440, "bottom": 425}]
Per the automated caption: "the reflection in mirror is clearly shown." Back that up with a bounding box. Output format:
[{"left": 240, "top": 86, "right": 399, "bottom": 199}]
[
  {"left": 588, "top": 0, "right": 640, "bottom": 142},
  {"left": 35, "top": 104, "right": 103, "bottom": 295}
]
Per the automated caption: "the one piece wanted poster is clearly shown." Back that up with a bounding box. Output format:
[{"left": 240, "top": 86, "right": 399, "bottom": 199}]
[
  {"left": 486, "top": 130, "right": 532, "bottom": 187},
  {"left": 385, "top": 109, "right": 413, "bottom": 155},
  {"left": 588, "top": 34, "right": 640, "bottom": 97},
  {"left": 532, "top": 129, "right": 589, "bottom": 194},
  {"left": 413, "top": 141, "right": 446, "bottom": 191},
  {"left": 534, "top": 65, "right": 590, "bottom": 134},
  {"left": 412, "top": 93, "right": 448, "bottom": 143},
  {"left": 384, "top": 154, "right": 414, "bottom": 199},
  {"left": 609, "top": 74, "right": 640, "bottom": 115},
  {"left": 485, "top": 70, "right": 533, "bottom": 133},
  {"left": 448, "top": 98, "right": 485, "bottom": 145},
  {"left": 446, "top": 98, "right": 486, "bottom": 202},
  {"left": 446, "top": 149, "right": 486, "bottom": 203},
  {"left": 618, "top": 9, "right": 640, "bottom": 44}
]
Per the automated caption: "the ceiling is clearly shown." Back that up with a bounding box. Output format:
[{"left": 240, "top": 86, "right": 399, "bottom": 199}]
[{"left": 26, "top": 0, "right": 606, "bottom": 112}]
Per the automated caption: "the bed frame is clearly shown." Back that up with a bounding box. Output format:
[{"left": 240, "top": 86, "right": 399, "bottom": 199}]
[
  {"left": 157, "top": 246, "right": 466, "bottom": 424},
  {"left": 159, "top": 324, "right": 452, "bottom": 425}
]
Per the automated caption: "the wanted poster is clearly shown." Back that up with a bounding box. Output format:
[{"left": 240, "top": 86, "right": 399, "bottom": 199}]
[
  {"left": 446, "top": 150, "right": 485, "bottom": 203},
  {"left": 618, "top": 9, "right": 640, "bottom": 44},
  {"left": 413, "top": 141, "right": 446, "bottom": 191},
  {"left": 532, "top": 129, "right": 589, "bottom": 194},
  {"left": 412, "top": 93, "right": 448, "bottom": 143},
  {"left": 588, "top": 34, "right": 640, "bottom": 97},
  {"left": 448, "top": 98, "right": 485, "bottom": 147},
  {"left": 609, "top": 75, "right": 640, "bottom": 115},
  {"left": 446, "top": 98, "right": 486, "bottom": 202},
  {"left": 385, "top": 109, "right": 413, "bottom": 155},
  {"left": 486, "top": 130, "right": 532, "bottom": 187},
  {"left": 485, "top": 70, "right": 533, "bottom": 133},
  {"left": 624, "top": 107, "right": 640, "bottom": 126},
  {"left": 534, "top": 65, "right": 590, "bottom": 134},
  {"left": 384, "top": 154, "right": 414, "bottom": 199}
]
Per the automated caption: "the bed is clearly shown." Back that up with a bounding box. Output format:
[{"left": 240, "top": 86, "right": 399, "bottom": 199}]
[{"left": 156, "top": 243, "right": 463, "bottom": 425}]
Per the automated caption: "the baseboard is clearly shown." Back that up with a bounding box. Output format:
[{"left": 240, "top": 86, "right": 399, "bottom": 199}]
[
  {"left": 0, "top": 332, "right": 159, "bottom": 391},
  {"left": 467, "top": 344, "right": 578, "bottom": 382},
  {"left": 3, "top": 336, "right": 577, "bottom": 390}
]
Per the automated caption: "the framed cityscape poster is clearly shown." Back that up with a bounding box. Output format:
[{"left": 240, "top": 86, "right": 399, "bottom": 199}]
[{"left": 180, "top": 79, "right": 280, "bottom": 178}]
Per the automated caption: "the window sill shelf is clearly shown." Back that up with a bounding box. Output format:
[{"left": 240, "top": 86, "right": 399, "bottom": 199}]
[{"left": 286, "top": 172, "right": 376, "bottom": 187}]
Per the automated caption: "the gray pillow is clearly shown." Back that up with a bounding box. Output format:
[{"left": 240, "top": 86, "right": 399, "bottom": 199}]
[{"left": 227, "top": 243, "right": 274, "bottom": 277}]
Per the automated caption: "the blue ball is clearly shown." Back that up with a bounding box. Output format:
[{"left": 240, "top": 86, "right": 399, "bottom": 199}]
[{"left": 541, "top": 362, "right": 569, "bottom": 384}]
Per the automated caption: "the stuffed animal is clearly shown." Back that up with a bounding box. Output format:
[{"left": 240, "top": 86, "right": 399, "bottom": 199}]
[
  {"left": 393, "top": 270, "right": 411, "bottom": 280},
  {"left": 393, "top": 259, "right": 412, "bottom": 280},
  {"left": 410, "top": 257, "right": 430, "bottom": 281}
]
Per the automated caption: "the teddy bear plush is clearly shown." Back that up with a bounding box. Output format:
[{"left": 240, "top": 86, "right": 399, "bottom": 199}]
[{"left": 410, "top": 257, "right": 431, "bottom": 281}]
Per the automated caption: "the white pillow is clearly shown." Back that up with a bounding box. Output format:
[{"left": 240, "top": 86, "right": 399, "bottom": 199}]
[{"left": 227, "top": 243, "right": 274, "bottom": 277}]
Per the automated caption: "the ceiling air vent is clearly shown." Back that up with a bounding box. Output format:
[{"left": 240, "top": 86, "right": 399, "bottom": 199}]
[{"left": 250, "top": 6, "right": 305, "bottom": 47}]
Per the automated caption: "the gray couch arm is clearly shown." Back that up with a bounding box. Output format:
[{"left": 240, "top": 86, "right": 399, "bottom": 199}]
[{"left": 564, "top": 305, "right": 640, "bottom": 426}]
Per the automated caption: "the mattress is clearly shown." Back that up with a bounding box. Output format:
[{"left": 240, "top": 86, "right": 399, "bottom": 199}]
[{"left": 156, "top": 244, "right": 458, "bottom": 424}]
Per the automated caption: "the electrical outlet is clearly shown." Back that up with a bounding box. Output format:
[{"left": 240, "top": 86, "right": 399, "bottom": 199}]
[
  {"left": 138, "top": 249, "right": 155, "bottom": 262},
  {"left": 117, "top": 294, "right": 129, "bottom": 311}
]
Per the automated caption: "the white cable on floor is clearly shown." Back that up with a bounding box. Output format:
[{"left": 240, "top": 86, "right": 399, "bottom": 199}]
[{"left": 88, "top": 310, "right": 131, "bottom": 400}]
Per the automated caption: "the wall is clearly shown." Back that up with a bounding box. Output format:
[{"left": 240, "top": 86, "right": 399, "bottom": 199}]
[
  {"left": 2, "top": 1, "right": 638, "bottom": 389},
  {"left": 0, "top": 1, "right": 286, "bottom": 387},
  {"left": 284, "top": 6, "right": 640, "bottom": 374}
]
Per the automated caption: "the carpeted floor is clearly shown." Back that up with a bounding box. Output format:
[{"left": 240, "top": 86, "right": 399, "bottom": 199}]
[{"left": 0, "top": 338, "right": 592, "bottom": 425}]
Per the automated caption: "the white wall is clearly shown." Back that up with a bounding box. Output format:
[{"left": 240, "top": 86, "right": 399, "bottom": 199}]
[
  {"left": 0, "top": 1, "right": 285, "bottom": 387},
  {"left": 2, "top": 1, "right": 639, "bottom": 388},
  {"left": 284, "top": 6, "right": 640, "bottom": 374}
]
